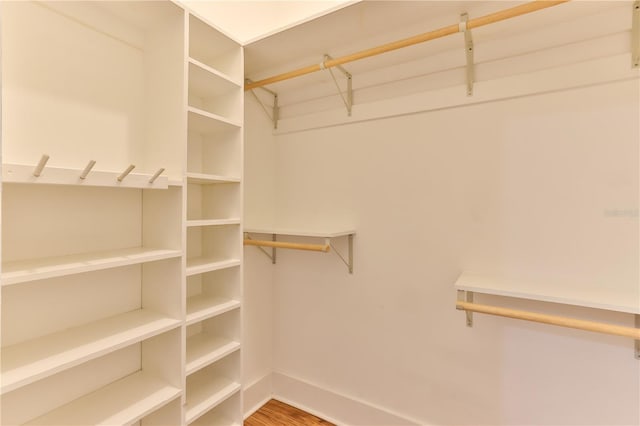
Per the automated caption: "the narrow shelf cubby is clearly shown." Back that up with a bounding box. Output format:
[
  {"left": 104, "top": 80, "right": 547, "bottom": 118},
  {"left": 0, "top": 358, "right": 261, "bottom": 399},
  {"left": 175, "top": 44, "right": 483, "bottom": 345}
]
[
  {"left": 185, "top": 263, "right": 241, "bottom": 326},
  {"left": 186, "top": 308, "right": 241, "bottom": 375},
  {"left": 187, "top": 182, "right": 241, "bottom": 222},
  {"left": 185, "top": 351, "right": 241, "bottom": 425},
  {"left": 187, "top": 121, "right": 241, "bottom": 178},
  {"left": 188, "top": 59, "right": 242, "bottom": 124},
  {"left": 189, "top": 392, "right": 242, "bottom": 426},
  {"left": 188, "top": 14, "right": 242, "bottom": 85}
]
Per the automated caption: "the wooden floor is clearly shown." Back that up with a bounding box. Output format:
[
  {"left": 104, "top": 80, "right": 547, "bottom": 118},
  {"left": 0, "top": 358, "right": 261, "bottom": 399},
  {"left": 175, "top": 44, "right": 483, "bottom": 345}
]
[{"left": 245, "top": 399, "right": 335, "bottom": 426}]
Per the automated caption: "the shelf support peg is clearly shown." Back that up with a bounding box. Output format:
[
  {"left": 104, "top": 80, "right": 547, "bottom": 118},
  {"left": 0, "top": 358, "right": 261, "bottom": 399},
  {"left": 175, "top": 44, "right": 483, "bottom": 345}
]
[
  {"left": 117, "top": 164, "right": 135, "bottom": 182},
  {"left": 149, "top": 168, "right": 165, "bottom": 184},
  {"left": 33, "top": 154, "right": 50, "bottom": 177},
  {"left": 79, "top": 160, "right": 96, "bottom": 180}
]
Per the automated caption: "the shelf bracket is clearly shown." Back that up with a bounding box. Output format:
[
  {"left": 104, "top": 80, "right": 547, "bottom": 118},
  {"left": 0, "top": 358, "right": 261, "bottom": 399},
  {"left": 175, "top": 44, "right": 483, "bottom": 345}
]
[
  {"left": 329, "top": 233, "right": 354, "bottom": 274},
  {"left": 246, "top": 80, "right": 279, "bottom": 129},
  {"left": 322, "top": 54, "right": 353, "bottom": 116},
  {"left": 635, "top": 314, "right": 640, "bottom": 359},
  {"left": 244, "top": 233, "right": 275, "bottom": 262},
  {"left": 632, "top": 1, "right": 640, "bottom": 68},
  {"left": 456, "top": 290, "right": 474, "bottom": 327},
  {"left": 460, "top": 13, "right": 475, "bottom": 96}
]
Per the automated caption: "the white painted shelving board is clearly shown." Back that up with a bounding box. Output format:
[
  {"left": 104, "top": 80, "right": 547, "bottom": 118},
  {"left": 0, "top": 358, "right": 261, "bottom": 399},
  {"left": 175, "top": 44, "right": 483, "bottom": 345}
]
[
  {"left": 186, "top": 173, "right": 240, "bottom": 185},
  {"left": 185, "top": 376, "right": 240, "bottom": 424},
  {"left": 24, "top": 371, "right": 181, "bottom": 425},
  {"left": 187, "top": 219, "right": 241, "bottom": 227},
  {"left": 186, "top": 296, "right": 241, "bottom": 325},
  {"left": 455, "top": 273, "right": 640, "bottom": 315},
  {"left": 186, "top": 257, "right": 241, "bottom": 276},
  {"left": 244, "top": 227, "right": 355, "bottom": 238},
  {"left": 188, "top": 58, "right": 240, "bottom": 98},
  {"left": 1, "top": 310, "right": 182, "bottom": 394},
  {"left": 188, "top": 107, "right": 240, "bottom": 136},
  {"left": 186, "top": 334, "right": 241, "bottom": 376},
  {"left": 1, "top": 248, "right": 183, "bottom": 286},
  {"left": 3, "top": 164, "right": 169, "bottom": 189}
]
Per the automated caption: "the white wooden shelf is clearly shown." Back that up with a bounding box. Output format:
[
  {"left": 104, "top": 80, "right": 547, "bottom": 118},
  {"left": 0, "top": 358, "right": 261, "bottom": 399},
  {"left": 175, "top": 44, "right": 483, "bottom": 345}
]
[
  {"left": 186, "top": 257, "right": 241, "bottom": 276},
  {"left": 24, "top": 371, "right": 181, "bottom": 425},
  {"left": 244, "top": 227, "right": 355, "bottom": 273},
  {"left": 186, "top": 172, "right": 240, "bottom": 185},
  {"left": 188, "top": 58, "right": 241, "bottom": 98},
  {"left": 186, "top": 334, "right": 241, "bottom": 376},
  {"left": 1, "top": 248, "right": 182, "bottom": 286},
  {"left": 186, "top": 295, "right": 241, "bottom": 326},
  {"left": 187, "top": 219, "right": 241, "bottom": 227},
  {"left": 455, "top": 273, "right": 640, "bottom": 315},
  {"left": 188, "top": 107, "right": 240, "bottom": 136},
  {"left": 1, "top": 310, "right": 181, "bottom": 394},
  {"left": 244, "top": 227, "right": 355, "bottom": 238},
  {"left": 185, "top": 376, "right": 241, "bottom": 425},
  {"left": 3, "top": 163, "right": 169, "bottom": 189}
]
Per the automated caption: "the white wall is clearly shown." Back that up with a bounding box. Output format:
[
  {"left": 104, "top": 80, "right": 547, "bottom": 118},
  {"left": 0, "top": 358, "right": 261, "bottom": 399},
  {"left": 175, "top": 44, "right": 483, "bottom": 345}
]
[
  {"left": 242, "top": 94, "right": 277, "bottom": 413},
  {"left": 262, "top": 78, "right": 639, "bottom": 425}
]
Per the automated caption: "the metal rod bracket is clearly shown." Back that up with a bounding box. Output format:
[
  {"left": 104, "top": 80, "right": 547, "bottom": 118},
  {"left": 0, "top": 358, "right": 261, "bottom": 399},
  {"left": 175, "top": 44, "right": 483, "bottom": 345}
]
[
  {"left": 460, "top": 13, "right": 475, "bottom": 96},
  {"left": 324, "top": 54, "right": 353, "bottom": 116},
  {"left": 245, "top": 233, "right": 275, "bottom": 262},
  {"left": 635, "top": 314, "right": 639, "bottom": 359},
  {"left": 329, "top": 233, "right": 354, "bottom": 274},
  {"left": 247, "top": 79, "right": 280, "bottom": 129},
  {"left": 457, "top": 290, "right": 474, "bottom": 327},
  {"left": 632, "top": 1, "right": 640, "bottom": 68}
]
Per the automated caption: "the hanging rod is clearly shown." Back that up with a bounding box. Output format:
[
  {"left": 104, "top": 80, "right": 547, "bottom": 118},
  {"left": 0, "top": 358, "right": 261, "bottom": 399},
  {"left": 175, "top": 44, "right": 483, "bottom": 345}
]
[
  {"left": 456, "top": 301, "right": 640, "bottom": 340},
  {"left": 245, "top": 0, "right": 569, "bottom": 91},
  {"left": 243, "top": 239, "right": 330, "bottom": 253}
]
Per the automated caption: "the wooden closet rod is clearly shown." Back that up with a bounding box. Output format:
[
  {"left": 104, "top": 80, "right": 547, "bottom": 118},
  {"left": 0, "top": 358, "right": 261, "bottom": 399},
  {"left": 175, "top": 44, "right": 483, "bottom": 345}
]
[
  {"left": 245, "top": 0, "right": 569, "bottom": 91},
  {"left": 244, "top": 239, "right": 331, "bottom": 253},
  {"left": 456, "top": 301, "right": 640, "bottom": 340}
]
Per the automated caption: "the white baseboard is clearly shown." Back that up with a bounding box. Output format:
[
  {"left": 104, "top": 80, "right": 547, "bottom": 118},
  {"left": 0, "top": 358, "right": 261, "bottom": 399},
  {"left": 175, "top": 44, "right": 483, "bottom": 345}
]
[
  {"left": 243, "top": 373, "right": 273, "bottom": 419},
  {"left": 271, "top": 371, "right": 423, "bottom": 426}
]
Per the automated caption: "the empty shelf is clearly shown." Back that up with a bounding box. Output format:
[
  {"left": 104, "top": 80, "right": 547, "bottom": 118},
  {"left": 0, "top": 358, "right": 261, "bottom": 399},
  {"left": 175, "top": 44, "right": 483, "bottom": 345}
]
[
  {"left": 186, "top": 173, "right": 240, "bottom": 185},
  {"left": 189, "top": 58, "right": 241, "bottom": 99},
  {"left": 1, "top": 309, "right": 181, "bottom": 394},
  {"left": 186, "top": 295, "right": 241, "bottom": 325},
  {"left": 244, "top": 227, "right": 356, "bottom": 238},
  {"left": 190, "top": 412, "right": 240, "bottom": 426},
  {"left": 2, "top": 248, "right": 182, "bottom": 286},
  {"left": 455, "top": 273, "right": 640, "bottom": 315},
  {"left": 2, "top": 163, "right": 169, "bottom": 189},
  {"left": 25, "top": 371, "right": 181, "bottom": 425},
  {"left": 186, "top": 334, "right": 241, "bottom": 376},
  {"left": 186, "top": 376, "right": 240, "bottom": 424},
  {"left": 187, "top": 219, "right": 241, "bottom": 227},
  {"left": 188, "top": 107, "right": 240, "bottom": 136},
  {"left": 186, "top": 258, "right": 241, "bottom": 276}
]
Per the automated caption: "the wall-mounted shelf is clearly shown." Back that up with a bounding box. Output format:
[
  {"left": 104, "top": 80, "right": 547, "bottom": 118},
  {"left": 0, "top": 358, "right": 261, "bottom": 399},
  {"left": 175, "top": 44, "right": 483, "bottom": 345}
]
[
  {"left": 2, "top": 248, "right": 182, "bottom": 286},
  {"left": 186, "top": 295, "right": 241, "bottom": 326},
  {"left": 185, "top": 376, "right": 241, "bottom": 425},
  {"left": 455, "top": 273, "right": 640, "bottom": 359},
  {"left": 1, "top": 309, "right": 181, "bottom": 394},
  {"left": 3, "top": 163, "right": 169, "bottom": 189},
  {"left": 186, "top": 173, "right": 240, "bottom": 185},
  {"left": 23, "top": 371, "right": 181, "bottom": 425},
  {"left": 186, "top": 335, "right": 241, "bottom": 376},
  {"left": 243, "top": 228, "right": 355, "bottom": 274}
]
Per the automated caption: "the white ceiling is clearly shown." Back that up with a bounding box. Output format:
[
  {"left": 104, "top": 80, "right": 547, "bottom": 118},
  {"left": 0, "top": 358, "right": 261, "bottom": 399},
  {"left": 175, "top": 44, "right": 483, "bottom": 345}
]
[{"left": 183, "top": 0, "right": 355, "bottom": 44}]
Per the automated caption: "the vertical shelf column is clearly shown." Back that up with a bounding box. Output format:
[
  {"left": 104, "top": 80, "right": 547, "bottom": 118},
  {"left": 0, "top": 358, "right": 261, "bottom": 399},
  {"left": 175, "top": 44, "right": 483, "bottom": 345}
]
[{"left": 184, "top": 12, "right": 244, "bottom": 426}]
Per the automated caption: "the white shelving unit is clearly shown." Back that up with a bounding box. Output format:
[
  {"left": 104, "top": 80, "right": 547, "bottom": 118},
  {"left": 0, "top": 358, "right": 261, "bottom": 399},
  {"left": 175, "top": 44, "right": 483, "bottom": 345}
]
[
  {"left": 1, "top": 1, "right": 243, "bottom": 424},
  {"left": 184, "top": 11, "right": 244, "bottom": 425}
]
